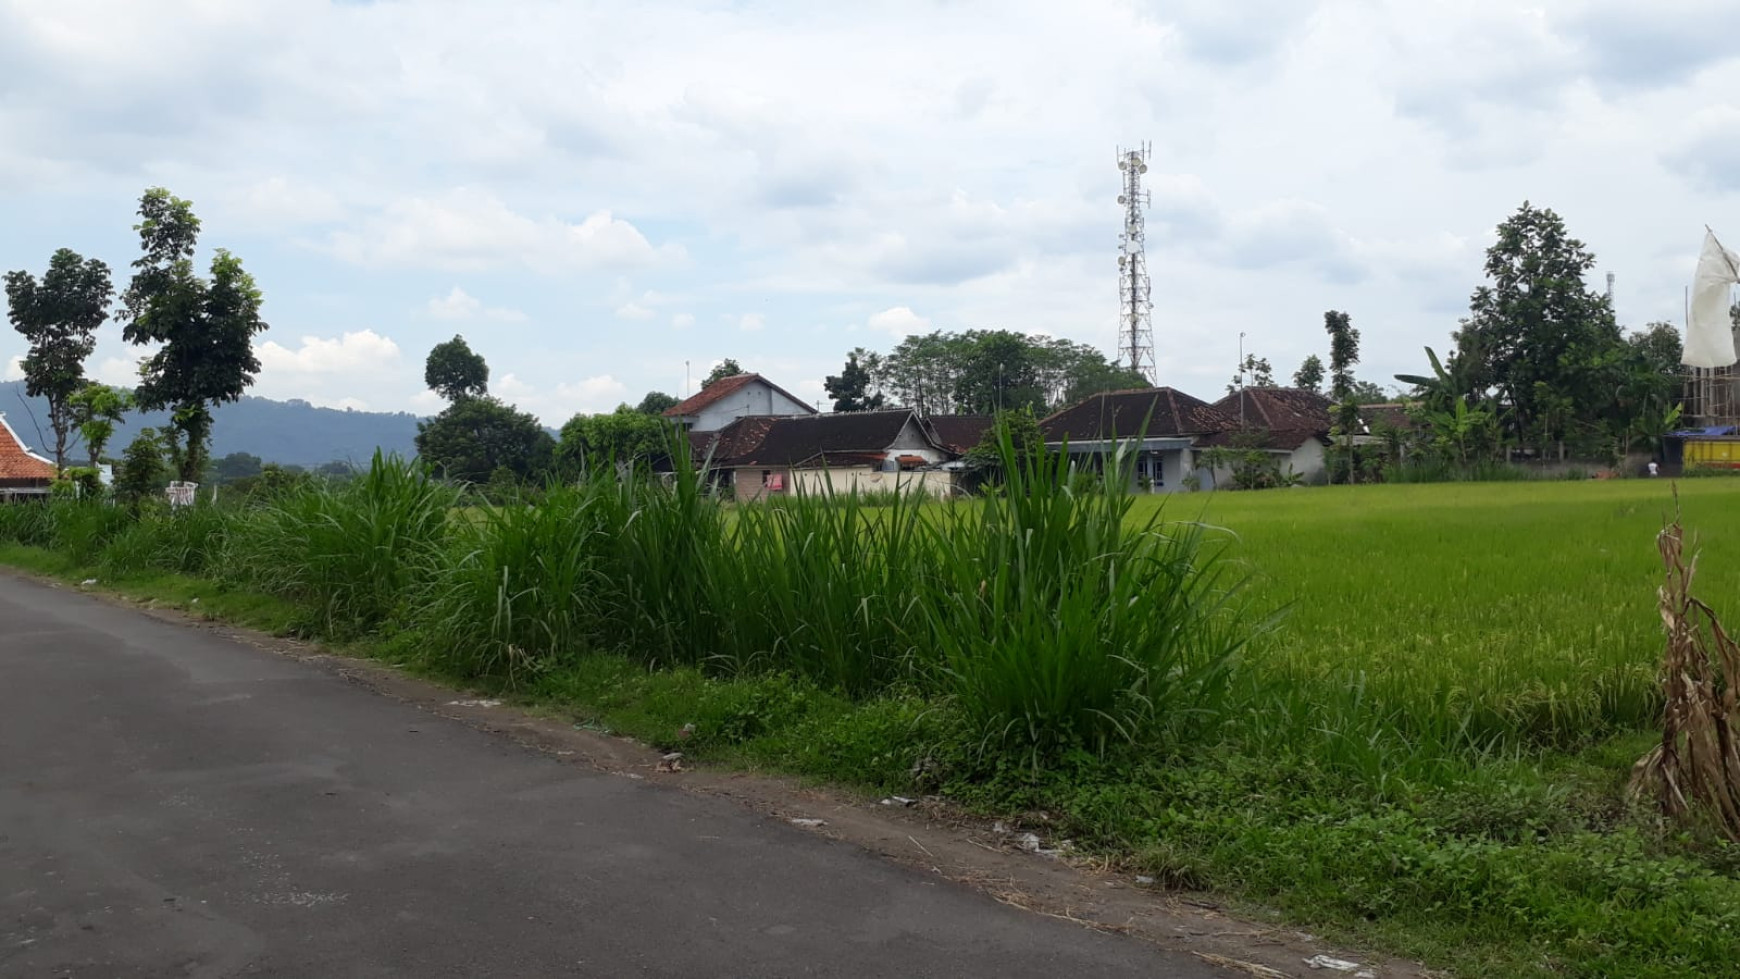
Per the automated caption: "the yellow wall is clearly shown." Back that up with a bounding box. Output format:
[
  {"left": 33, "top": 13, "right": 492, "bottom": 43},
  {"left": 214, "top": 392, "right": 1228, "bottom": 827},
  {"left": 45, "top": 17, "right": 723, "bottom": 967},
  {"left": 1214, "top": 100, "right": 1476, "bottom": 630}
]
[{"left": 1685, "top": 440, "right": 1740, "bottom": 467}]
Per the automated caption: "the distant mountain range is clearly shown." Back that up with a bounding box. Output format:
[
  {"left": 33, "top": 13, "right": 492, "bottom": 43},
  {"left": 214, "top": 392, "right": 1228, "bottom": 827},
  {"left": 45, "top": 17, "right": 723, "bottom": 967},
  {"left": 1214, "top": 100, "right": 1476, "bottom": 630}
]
[{"left": 0, "top": 380, "right": 422, "bottom": 467}]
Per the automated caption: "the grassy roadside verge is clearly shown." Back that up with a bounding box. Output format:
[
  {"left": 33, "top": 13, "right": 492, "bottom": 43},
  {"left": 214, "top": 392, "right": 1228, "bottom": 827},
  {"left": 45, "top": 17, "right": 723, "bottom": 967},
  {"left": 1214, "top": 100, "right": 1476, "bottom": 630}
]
[{"left": 7, "top": 537, "right": 1738, "bottom": 979}]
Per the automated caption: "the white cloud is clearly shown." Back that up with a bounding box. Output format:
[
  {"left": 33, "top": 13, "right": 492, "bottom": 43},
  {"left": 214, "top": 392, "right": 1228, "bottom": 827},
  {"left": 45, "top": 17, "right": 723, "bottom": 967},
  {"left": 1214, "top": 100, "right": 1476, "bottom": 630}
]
[
  {"left": 615, "top": 302, "right": 656, "bottom": 321},
  {"left": 222, "top": 175, "right": 345, "bottom": 228},
  {"left": 671, "top": 312, "right": 696, "bottom": 328},
  {"left": 866, "top": 306, "right": 931, "bottom": 337},
  {"left": 737, "top": 313, "right": 766, "bottom": 332},
  {"left": 426, "top": 286, "right": 526, "bottom": 322},
  {"left": 493, "top": 372, "right": 628, "bottom": 423},
  {"left": 328, "top": 189, "right": 684, "bottom": 274},
  {"left": 258, "top": 330, "right": 402, "bottom": 374},
  {"left": 93, "top": 357, "right": 142, "bottom": 386},
  {"left": 2, "top": 355, "right": 22, "bottom": 382}
]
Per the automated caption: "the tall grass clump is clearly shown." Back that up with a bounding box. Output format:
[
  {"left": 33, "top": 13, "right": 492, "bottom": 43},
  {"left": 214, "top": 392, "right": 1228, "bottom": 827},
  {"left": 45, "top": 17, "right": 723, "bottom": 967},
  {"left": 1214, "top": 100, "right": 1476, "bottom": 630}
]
[
  {"left": 229, "top": 452, "right": 456, "bottom": 636},
  {"left": 715, "top": 480, "right": 933, "bottom": 694},
  {"left": 0, "top": 501, "right": 56, "bottom": 547},
  {"left": 97, "top": 502, "right": 235, "bottom": 577},
  {"left": 423, "top": 481, "right": 605, "bottom": 681},
  {"left": 915, "top": 431, "right": 1252, "bottom": 764}
]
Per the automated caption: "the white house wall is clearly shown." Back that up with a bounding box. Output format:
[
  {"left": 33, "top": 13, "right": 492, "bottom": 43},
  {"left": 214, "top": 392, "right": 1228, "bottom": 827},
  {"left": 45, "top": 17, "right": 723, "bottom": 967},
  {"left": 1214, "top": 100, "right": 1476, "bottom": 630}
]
[
  {"left": 692, "top": 382, "right": 814, "bottom": 432},
  {"left": 1289, "top": 440, "right": 1327, "bottom": 481}
]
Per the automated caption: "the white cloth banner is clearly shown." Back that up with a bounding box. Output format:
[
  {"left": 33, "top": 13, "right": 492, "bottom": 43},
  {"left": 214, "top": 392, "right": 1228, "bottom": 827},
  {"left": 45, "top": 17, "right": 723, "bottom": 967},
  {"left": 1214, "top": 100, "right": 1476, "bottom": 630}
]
[{"left": 1683, "top": 229, "right": 1740, "bottom": 369}]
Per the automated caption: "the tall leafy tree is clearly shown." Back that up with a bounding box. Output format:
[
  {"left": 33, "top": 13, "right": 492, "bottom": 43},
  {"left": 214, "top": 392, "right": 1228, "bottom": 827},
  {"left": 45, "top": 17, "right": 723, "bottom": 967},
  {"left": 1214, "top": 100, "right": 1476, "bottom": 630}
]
[
  {"left": 67, "top": 382, "right": 134, "bottom": 469},
  {"left": 635, "top": 390, "right": 679, "bottom": 415},
  {"left": 557, "top": 404, "right": 673, "bottom": 473},
  {"left": 424, "top": 335, "right": 489, "bottom": 402},
  {"left": 5, "top": 248, "right": 113, "bottom": 469},
  {"left": 1452, "top": 202, "right": 1622, "bottom": 454},
  {"left": 114, "top": 427, "right": 168, "bottom": 506},
  {"left": 1227, "top": 354, "right": 1274, "bottom": 393},
  {"left": 1325, "top": 310, "right": 1361, "bottom": 482},
  {"left": 120, "top": 188, "right": 268, "bottom": 482},
  {"left": 824, "top": 350, "right": 886, "bottom": 412},
  {"left": 415, "top": 397, "right": 554, "bottom": 484},
  {"left": 703, "top": 358, "right": 746, "bottom": 389},
  {"left": 1292, "top": 354, "right": 1325, "bottom": 393}
]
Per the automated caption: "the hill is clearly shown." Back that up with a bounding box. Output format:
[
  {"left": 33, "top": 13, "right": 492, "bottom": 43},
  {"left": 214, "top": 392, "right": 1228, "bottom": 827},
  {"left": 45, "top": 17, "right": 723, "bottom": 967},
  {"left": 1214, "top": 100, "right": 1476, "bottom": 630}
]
[{"left": 0, "top": 381, "right": 422, "bottom": 468}]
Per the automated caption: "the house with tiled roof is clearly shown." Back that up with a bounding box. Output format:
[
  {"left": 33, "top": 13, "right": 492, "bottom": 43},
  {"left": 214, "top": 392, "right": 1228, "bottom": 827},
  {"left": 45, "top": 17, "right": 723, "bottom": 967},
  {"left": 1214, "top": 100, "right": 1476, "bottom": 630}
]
[
  {"left": 1210, "top": 387, "right": 1336, "bottom": 483},
  {"left": 1039, "top": 387, "right": 1238, "bottom": 492},
  {"left": 694, "top": 409, "right": 954, "bottom": 499},
  {"left": 662, "top": 373, "right": 816, "bottom": 433},
  {"left": 0, "top": 413, "right": 57, "bottom": 499}
]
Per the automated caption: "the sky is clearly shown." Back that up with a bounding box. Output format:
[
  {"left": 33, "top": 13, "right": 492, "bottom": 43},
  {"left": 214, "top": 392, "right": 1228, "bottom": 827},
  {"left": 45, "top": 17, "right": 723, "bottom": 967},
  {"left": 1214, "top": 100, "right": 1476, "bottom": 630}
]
[{"left": 2, "top": 0, "right": 1738, "bottom": 424}]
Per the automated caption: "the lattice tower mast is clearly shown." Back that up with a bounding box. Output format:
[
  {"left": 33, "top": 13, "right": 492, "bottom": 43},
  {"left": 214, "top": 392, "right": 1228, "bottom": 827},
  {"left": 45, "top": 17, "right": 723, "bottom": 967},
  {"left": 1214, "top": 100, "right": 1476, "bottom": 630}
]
[{"left": 1117, "top": 144, "right": 1155, "bottom": 384}]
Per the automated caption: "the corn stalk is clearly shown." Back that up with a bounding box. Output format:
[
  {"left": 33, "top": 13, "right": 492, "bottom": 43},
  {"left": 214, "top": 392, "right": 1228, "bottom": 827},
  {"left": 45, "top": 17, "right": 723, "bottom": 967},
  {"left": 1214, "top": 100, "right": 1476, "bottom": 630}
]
[{"left": 1630, "top": 501, "right": 1740, "bottom": 839}]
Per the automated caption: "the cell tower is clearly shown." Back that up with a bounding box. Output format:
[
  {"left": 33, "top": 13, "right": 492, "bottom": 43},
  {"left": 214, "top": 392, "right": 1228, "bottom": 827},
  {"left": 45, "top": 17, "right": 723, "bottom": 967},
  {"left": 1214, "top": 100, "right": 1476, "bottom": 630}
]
[{"left": 1117, "top": 144, "right": 1156, "bottom": 384}]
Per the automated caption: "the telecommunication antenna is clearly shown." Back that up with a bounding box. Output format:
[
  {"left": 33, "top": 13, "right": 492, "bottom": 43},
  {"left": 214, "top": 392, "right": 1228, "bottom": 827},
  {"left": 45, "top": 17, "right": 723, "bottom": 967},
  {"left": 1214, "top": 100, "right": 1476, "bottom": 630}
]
[{"left": 1117, "top": 144, "right": 1156, "bottom": 385}]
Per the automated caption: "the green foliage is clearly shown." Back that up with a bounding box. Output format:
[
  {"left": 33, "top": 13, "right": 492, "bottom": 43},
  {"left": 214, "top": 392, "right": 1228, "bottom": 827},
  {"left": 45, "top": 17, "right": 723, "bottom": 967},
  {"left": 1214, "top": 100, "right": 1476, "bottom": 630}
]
[
  {"left": 227, "top": 453, "right": 456, "bottom": 636},
  {"left": 1292, "top": 354, "right": 1325, "bottom": 393},
  {"left": 67, "top": 382, "right": 133, "bottom": 469},
  {"left": 1325, "top": 310, "right": 1362, "bottom": 483},
  {"left": 1227, "top": 353, "right": 1274, "bottom": 394},
  {"left": 1200, "top": 430, "right": 1295, "bottom": 489},
  {"left": 424, "top": 334, "right": 489, "bottom": 402},
  {"left": 823, "top": 349, "right": 886, "bottom": 411},
  {"left": 702, "top": 358, "right": 745, "bottom": 389},
  {"left": 208, "top": 451, "right": 263, "bottom": 484},
  {"left": 414, "top": 396, "right": 554, "bottom": 485},
  {"left": 858, "top": 330, "right": 1145, "bottom": 415},
  {"left": 114, "top": 428, "right": 168, "bottom": 505},
  {"left": 963, "top": 408, "right": 1045, "bottom": 472},
  {"left": 5, "top": 248, "right": 114, "bottom": 469},
  {"left": 556, "top": 404, "right": 674, "bottom": 473},
  {"left": 634, "top": 390, "right": 679, "bottom": 415},
  {"left": 120, "top": 188, "right": 268, "bottom": 482}
]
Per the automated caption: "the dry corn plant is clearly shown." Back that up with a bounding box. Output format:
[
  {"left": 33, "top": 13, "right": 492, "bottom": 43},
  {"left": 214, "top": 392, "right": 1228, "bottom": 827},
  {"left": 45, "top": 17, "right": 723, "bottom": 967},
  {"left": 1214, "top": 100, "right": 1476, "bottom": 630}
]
[{"left": 1630, "top": 499, "right": 1740, "bottom": 840}]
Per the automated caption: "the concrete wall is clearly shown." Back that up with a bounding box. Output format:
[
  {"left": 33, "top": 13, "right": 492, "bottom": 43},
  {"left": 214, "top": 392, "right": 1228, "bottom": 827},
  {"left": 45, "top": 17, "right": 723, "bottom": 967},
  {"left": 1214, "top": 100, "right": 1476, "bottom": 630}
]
[
  {"left": 692, "top": 381, "right": 813, "bottom": 432},
  {"left": 1288, "top": 440, "right": 1327, "bottom": 481},
  {"left": 789, "top": 467, "right": 956, "bottom": 498},
  {"left": 732, "top": 467, "right": 789, "bottom": 501}
]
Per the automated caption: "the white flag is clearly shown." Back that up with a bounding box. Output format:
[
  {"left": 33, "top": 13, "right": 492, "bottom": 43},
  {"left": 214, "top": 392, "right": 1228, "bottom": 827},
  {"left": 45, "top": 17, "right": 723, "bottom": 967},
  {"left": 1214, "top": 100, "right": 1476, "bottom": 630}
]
[{"left": 1683, "top": 229, "right": 1740, "bottom": 369}]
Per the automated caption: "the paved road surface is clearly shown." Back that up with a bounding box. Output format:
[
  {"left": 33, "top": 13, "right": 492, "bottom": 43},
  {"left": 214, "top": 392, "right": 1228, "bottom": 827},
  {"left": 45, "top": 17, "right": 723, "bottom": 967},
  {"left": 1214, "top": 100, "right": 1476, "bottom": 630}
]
[{"left": 0, "top": 574, "right": 1225, "bottom": 978}]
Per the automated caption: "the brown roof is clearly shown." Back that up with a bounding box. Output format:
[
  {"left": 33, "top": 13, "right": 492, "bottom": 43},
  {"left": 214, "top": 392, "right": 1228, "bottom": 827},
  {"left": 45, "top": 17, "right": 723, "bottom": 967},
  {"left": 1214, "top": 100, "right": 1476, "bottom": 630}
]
[
  {"left": 925, "top": 415, "right": 995, "bottom": 454},
  {"left": 0, "top": 415, "right": 56, "bottom": 484},
  {"left": 1209, "top": 387, "right": 1334, "bottom": 451},
  {"left": 662, "top": 373, "right": 816, "bottom": 420},
  {"left": 701, "top": 409, "right": 934, "bottom": 468},
  {"left": 1359, "top": 402, "right": 1416, "bottom": 432},
  {"left": 1040, "top": 388, "right": 1237, "bottom": 443}
]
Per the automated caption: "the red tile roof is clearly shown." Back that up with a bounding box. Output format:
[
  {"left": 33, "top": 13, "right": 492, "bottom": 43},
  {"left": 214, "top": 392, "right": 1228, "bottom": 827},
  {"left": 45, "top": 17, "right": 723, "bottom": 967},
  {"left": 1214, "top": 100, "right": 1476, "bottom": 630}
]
[
  {"left": 662, "top": 373, "right": 816, "bottom": 420},
  {"left": 694, "top": 410, "right": 932, "bottom": 468},
  {"left": 925, "top": 415, "right": 995, "bottom": 454},
  {"left": 0, "top": 415, "right": 56, "bottom": 484}
]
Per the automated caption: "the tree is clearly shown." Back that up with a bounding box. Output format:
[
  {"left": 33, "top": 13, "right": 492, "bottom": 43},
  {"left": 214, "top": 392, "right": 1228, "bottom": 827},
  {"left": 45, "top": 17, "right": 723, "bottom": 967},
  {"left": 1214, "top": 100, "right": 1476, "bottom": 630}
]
[
  {"left": 1292, "top": 354, "right": 1325, "bottom": 393},
  {"left": 1227, "top": 354, "right": 1275, "bottom": 394},
  {"left": 635, "top": 391, "right": 679, "bottom": 415},
  {"left": 5, "top": 248, "right": 114, "bottom": 470},
  {"left": 1452, "top": 202, "right": 1623, "bottom": 454},
  {"left": 824, "top": 350, "right": 887, "bottom": 412},
  {"left": 120, "top": 188, "right": 268, "bottom": 483},
  {"left": 963, "top": 408, "right": 1046, "bottom": 478},
  {"left": 67, "top": 383, "right": 134, "bottom": 469},
  {"left": 414, "top": 397, "right": 554, "bottom": 484},
  {"left": 1325, "top": 310, "right": 1361, "bottom": 483},
  {"left": 1060, "top": 359, "right": 1148, "bottom": 405},
  {"left": 115, "top": 427, "right": 168, "bottom": 505},
  {"left": 703, "top": 359, "right": 746, "bottom": 389},
  {"left": 557, "top": 404, "right": 673, "bottom": 473},
  {"left": 210, "top": 451, "right": 263, "bottom": 484},
  {"left": 424, "top": 335, "right": 489, "bottom": 402}
]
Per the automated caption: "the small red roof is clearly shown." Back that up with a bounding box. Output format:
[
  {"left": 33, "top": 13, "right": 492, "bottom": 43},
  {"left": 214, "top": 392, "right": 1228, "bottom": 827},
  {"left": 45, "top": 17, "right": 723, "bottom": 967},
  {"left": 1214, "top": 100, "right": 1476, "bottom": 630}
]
[
  {"left": 0, "top": 415, "right": 56, "bottom": 483},
  {"left": 662, "top": 373, "right": 816, "bottom": 420}
]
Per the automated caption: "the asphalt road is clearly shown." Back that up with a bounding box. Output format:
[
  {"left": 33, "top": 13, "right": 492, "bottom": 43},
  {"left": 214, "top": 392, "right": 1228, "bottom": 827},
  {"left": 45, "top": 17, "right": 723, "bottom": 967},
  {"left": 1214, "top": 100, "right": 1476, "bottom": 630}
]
[{"left": 0, "top": 574, "right": 1226, "bottom": 978}]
